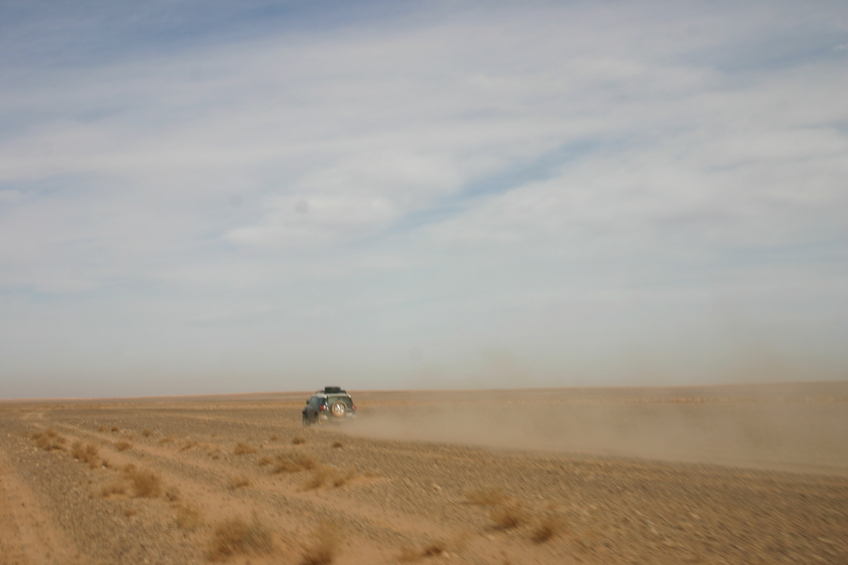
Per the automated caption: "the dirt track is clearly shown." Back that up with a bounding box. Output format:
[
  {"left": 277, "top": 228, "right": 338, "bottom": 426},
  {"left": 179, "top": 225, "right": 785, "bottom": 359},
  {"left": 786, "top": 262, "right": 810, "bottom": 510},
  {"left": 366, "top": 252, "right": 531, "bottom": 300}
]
[{"left": 1, "top": 383, "right": 847, "bottom": 564}]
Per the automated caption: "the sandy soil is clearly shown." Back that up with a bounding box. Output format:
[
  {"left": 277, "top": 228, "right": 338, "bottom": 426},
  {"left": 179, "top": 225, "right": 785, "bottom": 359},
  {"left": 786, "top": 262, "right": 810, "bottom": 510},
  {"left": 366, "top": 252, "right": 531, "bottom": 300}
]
[{"left": 0, "top": 382, "right": 846, "bottom": 564}]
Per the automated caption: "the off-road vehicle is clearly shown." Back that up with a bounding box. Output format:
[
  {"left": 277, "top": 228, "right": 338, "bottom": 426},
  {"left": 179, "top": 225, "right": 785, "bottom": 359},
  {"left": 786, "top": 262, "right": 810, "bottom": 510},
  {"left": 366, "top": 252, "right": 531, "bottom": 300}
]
[{"left": 302, "top": 387, "right": 356, "bottom": 426}]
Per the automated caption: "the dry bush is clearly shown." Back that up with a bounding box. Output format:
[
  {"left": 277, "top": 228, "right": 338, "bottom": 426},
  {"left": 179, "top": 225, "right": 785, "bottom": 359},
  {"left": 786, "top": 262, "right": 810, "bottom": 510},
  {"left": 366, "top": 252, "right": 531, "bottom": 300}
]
[
  {"left": 180, "top": 439, "right": 198, "bottom": 452},
  {"left": 302, "top": 467, "right": 330, "bottom": 491},
  {"left": 115, "top": 441, "right": 132, "bottom": 452},
  {"left": 227, "top": 475, "right": 251, "bottom": 490},
  {"left": 32, "top": 429, "right": 66, "bottom": 451},
  {"left": 398, "top": 540, "right": 447, "bottom": 562},
  {"left": 331, "top": 441, "right": 343, "bottom": 449},
  {"left": 124, "top": 508, "right": 138, "bottom": 517},
  {"left": 303, "top": 466, "right": 356, "bottom": 490},
  {"left": 176, "top": 504, "right": 203, "bottom": 530},
  {"left": 397, "top": 532, "right": 467, "bottom": 562},
  {"left": 257, "top": 455, "right": 273, "bottom": 466},
  {"left": 233, "top": 442, "right": 258, "bottom": 455},
  {"left": 159, "top": 435, "right": 175, "bottom": 445},
  {"left": 531, "top": 508, "right": 567, "bottom": 543},
  {"left": 99, "top": 480, "right": 127, "bottom": 498},
  {"left": 98, "top": 425, "right": 106, "bottom": 432},
  {"left": 490, "top": 502, "right": 527, "bottom": 530},
  {"left": 125, "top": 467, "right": 162, "bottom": 498},
  {"left": 270, "top": 435, "right": 280, "bottom": 441},
  {"left": 273, "top": 453, "right": 317, "bottom": 474},
  {"left": 164, "top": 486, "right": 180, "bottom": 502},
  {"left": 207, "top": 515, "right": 273, "bottom": 561},
  {"left": 465, "top": 486, "right": 507, "bottom": 507},
  {"left": 111, "top": 426, "right": 120, "bottom": 433},
  {"left": 300, "top": 521, "right": 340, "bottom": 565},
  {"left": 331, "top": 468, "right": 357, "bottom": 488},
  {"left": 71, "top": 442, "right": 100, "bottom": 468},
  {"left": 292, "top": 436, "right": 306, "bottom": 445},
  {"left": 422, "top": 542, "right": 446, "bottom": 557},
  {"left": 141, "top": 429, "right": 153, "bottom": 437}
]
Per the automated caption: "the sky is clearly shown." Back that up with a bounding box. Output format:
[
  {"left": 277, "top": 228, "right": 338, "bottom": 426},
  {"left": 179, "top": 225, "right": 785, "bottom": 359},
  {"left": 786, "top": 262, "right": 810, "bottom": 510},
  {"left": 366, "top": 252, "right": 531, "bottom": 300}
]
[{"left": 1, "top": 0, "right": 847, "bottom": 398}]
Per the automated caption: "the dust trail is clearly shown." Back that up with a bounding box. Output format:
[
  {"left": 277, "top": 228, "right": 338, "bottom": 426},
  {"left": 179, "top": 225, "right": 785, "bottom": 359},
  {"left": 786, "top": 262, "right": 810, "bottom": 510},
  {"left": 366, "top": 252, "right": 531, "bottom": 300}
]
[{"left": 343, "top": 383, "right": 848, "bottom": 475}]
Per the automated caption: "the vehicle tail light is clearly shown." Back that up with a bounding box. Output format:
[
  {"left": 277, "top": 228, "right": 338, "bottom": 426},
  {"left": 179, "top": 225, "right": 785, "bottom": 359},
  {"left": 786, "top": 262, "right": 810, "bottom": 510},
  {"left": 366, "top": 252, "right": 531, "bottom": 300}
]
[{"left": 319, "top": 405, "right": 326, "bottom": 411}]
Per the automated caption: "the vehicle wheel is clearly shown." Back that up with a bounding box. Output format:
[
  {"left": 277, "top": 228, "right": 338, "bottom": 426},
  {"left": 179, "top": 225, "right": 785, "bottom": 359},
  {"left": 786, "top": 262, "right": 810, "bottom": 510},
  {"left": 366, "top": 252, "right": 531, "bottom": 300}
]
[{"left": 330, "top": 401, "right": 346, "bottom": 418}]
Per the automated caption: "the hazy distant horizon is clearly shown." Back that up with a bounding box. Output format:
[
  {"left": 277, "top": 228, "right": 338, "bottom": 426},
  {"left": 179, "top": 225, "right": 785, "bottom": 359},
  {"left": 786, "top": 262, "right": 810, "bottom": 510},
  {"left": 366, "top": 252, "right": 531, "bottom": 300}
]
[
  {"left": 3, "top": 379, "right": 847, "bottom": 403},
  {"left": 2, "top": 1, "right": 847, "bottom": 398}
]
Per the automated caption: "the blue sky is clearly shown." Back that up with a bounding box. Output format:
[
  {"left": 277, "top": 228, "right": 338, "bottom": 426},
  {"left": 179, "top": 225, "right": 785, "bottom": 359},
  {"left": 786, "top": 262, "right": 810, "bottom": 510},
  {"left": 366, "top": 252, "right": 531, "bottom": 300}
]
[{"left": 1, "top": 1, "right": 847, "bottom": 398}]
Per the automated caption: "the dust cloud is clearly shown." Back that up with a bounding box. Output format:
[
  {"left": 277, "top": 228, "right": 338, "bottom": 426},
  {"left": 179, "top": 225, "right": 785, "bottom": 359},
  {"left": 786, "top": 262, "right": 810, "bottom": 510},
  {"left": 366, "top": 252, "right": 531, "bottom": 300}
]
[{"left": 344, "top": 382, "right": 848, "bottom": 475}]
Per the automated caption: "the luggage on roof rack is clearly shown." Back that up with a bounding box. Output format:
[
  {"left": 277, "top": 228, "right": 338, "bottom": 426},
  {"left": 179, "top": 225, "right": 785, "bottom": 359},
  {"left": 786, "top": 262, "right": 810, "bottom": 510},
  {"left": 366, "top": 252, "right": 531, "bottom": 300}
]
[{"left": 323, "top": 386, "right": 345, "bottom": 394}]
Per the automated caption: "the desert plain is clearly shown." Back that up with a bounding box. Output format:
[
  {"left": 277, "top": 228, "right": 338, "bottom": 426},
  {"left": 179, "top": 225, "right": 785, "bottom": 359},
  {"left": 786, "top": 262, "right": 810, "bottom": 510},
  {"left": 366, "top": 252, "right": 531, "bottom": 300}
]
[{"left": 1, "top": 381, "right": 846, "bottom": 565}]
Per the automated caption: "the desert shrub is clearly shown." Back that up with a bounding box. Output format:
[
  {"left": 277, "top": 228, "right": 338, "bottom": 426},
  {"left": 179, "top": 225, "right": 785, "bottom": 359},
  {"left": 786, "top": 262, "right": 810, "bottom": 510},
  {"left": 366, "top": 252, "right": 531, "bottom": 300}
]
[
  {"left": 227, "top": 475, "right": 251, "bottom": 490},
  {"left": 531, "top": 507, "right": 567, "bottom": 543},
  {"left": 71, "top": 442, "right": 100, "bottom": 468},
  {"left": 164, "top": 486, "right": 180, "bottom": 502},
  {"left": 180, "top": 439, "right": 198, "bottom": 452},
  {"left": 115, "top": 441, "right": 132, "bottom": 452},
  {"left": 331, "top": 441, "right": 343, "bottom": 449},
  {"left": 303, "top": 466, "right": 356, "bottom": 490},
  {"left": 207, "top": 515, "right": 273, "bottom": 561},
  {"left": 303, "top": 467, "right": 330, "bottom": 491},
  {"left": 490, "top": 502, "right": 526, "bottom": 530},
  {"left": 398, "top": 534, "right": 463, "bottom": 562},
  {"left": 159, "top": 435, "right": 175, "bottom": 445},
  {"left": 141, "top": 429, "right": 153, "bottom": 437},
  {"left": 98, "top": 425, "right": 106, "bottom": 432},
  {"left": 126, "top": 468, "right": 162, "bottom": 498},
  {"left": 465, "top": 486, "right": 507, "bottom": 507},
  {"left": 399, "top": 541, "right": 447, "bottom": 561},
  {"left": 273, "top": 453, "right": 317, "bottom": 474},
  {"left": 331, "top": 468, "right": 357, "bottom": 488},
  {"left": 68, "top": 441, "right": 83, "bottom": 459},
  {"left": 111, "top": 426, "right": 120, "bottom": 433},
  {"left": 300, "top": 521, "right": 340, "bottom": 565},
  {"left": 32, "top": 430, "right": 66, "bottom": 451},
  {"left": 233, "top": 442, "right": 258, "bottom": 455},
  {"left": 292, "top": 436, "right": 306, "bottom": 445},
  {"left": 257, "top": 455, "right": 273, "bottom": 466},
  {"left": 176, "top": 505, "right": 203, "bottom": 530},
  {"left": 422, "top": 542, "right": 446, "bottom": 557}
]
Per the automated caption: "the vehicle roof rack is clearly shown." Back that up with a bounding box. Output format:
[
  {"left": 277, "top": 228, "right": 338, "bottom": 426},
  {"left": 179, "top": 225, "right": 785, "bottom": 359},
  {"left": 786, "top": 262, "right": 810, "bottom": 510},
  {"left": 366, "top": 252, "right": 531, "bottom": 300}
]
[{"left": 323, "top": 386, "right": 346, "bottom": 394}]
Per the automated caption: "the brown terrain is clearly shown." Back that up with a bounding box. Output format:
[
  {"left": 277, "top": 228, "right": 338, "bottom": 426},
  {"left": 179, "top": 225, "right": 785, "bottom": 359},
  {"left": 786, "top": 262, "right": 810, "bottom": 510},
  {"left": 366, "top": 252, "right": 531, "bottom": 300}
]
[{"left": 1, "top": 381, "right": 846, "bottom": 565}]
